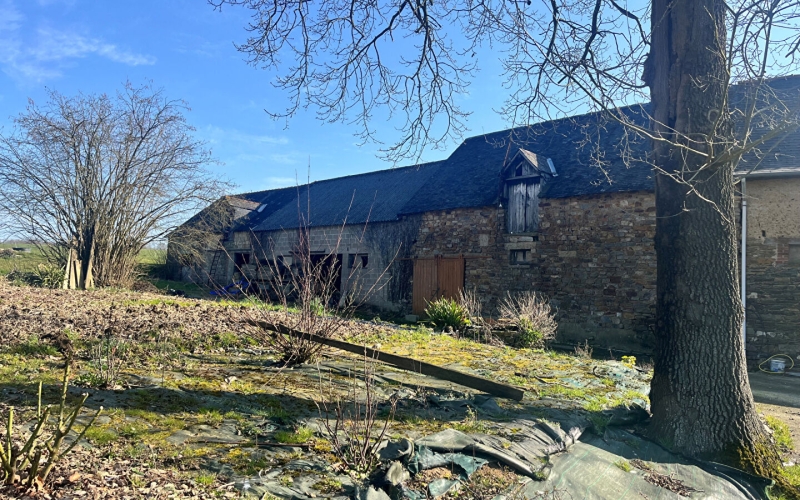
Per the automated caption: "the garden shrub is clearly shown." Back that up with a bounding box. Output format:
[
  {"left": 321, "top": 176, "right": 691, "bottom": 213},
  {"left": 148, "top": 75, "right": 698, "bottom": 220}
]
[
  {"left": 424, "top": 297, "right": 470, "bottom": 331},
  {"left": 499, "top": 291, "right": 557, "bottom": 348}
]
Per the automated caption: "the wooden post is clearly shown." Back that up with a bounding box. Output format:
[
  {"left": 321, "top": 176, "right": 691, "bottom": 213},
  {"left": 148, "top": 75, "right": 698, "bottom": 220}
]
[{"left": 250, "top": 320, "right": 525, "bottom": 401}]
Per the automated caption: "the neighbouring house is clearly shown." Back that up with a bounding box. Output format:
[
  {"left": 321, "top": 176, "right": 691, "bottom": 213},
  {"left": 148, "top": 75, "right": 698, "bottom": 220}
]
[{"left": 168, "top": 76, "right": 800, "bottom": 363}]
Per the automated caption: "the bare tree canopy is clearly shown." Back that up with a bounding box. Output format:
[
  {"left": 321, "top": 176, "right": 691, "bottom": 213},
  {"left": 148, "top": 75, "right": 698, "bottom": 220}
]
[
  {"left": 216, "top": 0, "right": 800, "bottom": 487},
  {"left": 0, "top": 82, "right": 224, "bottom": 288},
  {"left": 212, "top": 0, "right": 800, "bottom": 162}
]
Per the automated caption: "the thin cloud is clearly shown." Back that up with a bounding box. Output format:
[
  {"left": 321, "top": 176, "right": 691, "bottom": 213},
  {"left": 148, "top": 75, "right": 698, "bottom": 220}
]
[
  {"left": 0, "top": 1, "right": 155, "bottom": 83},
  {"left": 30, "top": 28, "right": 156, "bottom": 66},
  {"left": 262, "top": 176, "right": 297, "bottom": 189},
  {"left": 202, "top": 125, "right": 290, "bottom": 147}
]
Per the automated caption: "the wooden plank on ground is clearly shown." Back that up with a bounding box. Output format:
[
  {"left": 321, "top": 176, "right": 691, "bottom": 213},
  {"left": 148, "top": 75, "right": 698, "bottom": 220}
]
[{"left": 249, "top": 320, "right": 525, "bottom": 401}]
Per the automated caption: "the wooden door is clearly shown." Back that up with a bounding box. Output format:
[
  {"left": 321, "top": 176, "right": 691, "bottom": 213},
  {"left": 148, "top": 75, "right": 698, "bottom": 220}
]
[
  {"left": 507, "top": 180, "right": 540, "bottom": 233},
  {"left": 412, "top": 256, "right": 465, "bottom": 315},
  {"left": 412, "top": 258, "right": 437, "bottom": 314},
  {"left": 437, "top": 257, "right": 465, "bottom": 300}
]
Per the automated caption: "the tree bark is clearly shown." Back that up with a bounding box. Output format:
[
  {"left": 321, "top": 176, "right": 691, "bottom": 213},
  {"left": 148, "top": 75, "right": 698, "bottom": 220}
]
[{"left": 646, "top": 0, "right": 767, "bottom": 459}]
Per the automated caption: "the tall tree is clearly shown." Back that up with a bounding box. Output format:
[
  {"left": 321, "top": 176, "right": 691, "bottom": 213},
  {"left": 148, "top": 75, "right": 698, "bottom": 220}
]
[
  {"left": 0, "top": 82, "right": 223, "bottom": 288},
  {"left": 213, "top": 0, "right": 800, "bottom": 477},
  {"left": 644, "top": 0, "right": 767, "bottom": 463}
]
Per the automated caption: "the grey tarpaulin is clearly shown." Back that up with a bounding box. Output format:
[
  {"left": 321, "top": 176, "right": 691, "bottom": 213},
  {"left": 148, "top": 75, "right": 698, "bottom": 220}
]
[
  {"left": 407, "top": 446, "right": 488, "bottom": 477},
  {"left": 414, "top": 424, "right": 578, "bottom": 478},
  {"left": 524, "top": 428, "right": 772, "bottom": 500}
]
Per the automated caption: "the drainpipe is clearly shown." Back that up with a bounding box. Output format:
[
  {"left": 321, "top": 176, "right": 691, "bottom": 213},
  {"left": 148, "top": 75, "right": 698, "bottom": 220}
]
[{"left": 741, "top": 178, "right": 747, "bottom": 348}]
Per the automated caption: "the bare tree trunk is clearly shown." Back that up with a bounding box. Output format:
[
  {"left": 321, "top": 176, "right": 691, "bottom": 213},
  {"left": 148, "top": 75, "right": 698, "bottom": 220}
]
[{"left": 646, "top": 0, "right": 767, "bottom": 461}]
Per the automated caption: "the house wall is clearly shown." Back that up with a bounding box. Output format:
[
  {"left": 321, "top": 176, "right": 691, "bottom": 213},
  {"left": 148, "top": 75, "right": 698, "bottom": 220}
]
[
  {"left": 742, "top": 177, "right": 800, "bottom": 364},
  {"left": 410, "top": 191, "right": 658, "bottom": 352},
  {"left": 536, "top": 192, "right": 657, "bottom": 351},
  {"left": 222, "top": 221, "right": 418, "bottom": 310}
]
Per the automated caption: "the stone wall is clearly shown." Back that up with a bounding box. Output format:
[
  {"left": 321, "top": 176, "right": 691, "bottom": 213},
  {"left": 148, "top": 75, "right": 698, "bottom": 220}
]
[
  {"left": 179, "top": 178, "right": 800, "bottom": 359},
  {"left": 535, "top": 192, "right": 657, "bottom": 351},
  {"left": 742, "top": 177, "right": 800, "bottom": 364},
  {"left": 410, "top": 191, "right": 658, "bottom": 351}
]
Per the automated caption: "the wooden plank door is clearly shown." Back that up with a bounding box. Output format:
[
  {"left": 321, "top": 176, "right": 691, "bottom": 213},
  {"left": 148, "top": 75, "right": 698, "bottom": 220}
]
[
  {"left": 412, "top": 257, "right": 465, "bottom": 315},
  {"left": 437, "top": 256, "right": 465, "bottom": 301},
  {"left": 412, "top": 258, "right": 437, "bottom": 314}
]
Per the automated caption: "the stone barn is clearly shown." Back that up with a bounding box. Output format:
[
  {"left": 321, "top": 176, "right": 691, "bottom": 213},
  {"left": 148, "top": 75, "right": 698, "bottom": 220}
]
[{"left": 169, "top": 76, "right": 800, "bottom": 361}]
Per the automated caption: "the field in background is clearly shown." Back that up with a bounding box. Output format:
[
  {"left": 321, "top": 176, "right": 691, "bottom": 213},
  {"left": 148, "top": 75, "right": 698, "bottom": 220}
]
[
  {"left": 0, "top": 243, "right": 48, "bottom": 275},
  {"left": 136, "top": 247, "right": 206, "bottom": 297},
  {"left": 0, "top": 243, "right": 206, "bottom": 296}
]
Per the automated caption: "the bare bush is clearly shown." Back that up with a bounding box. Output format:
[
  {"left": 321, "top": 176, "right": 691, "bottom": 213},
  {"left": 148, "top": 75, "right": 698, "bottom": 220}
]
[
  {"left": 236, "top": 196, "right": 398, "bottom": 365},
  {"left": 82, "top": 333, "right": 129, "bottom": 390},
  {"left": 0, "top": 82, "right": 224, "bottom": 289},
  {"left": 573, "top": 340, "right": 593, "bottom": 359},
  {"left": 498, "top": 292, "right": 557, "bottom": 348},
  {"left": 317, "top": 354, "right": 396, "bottom": 473},
  {"left": 0, "top": 356, "right": 102, "bottom": 490},
  {"left": 459, "top": 288, "right": 483, "bottom": 325}
]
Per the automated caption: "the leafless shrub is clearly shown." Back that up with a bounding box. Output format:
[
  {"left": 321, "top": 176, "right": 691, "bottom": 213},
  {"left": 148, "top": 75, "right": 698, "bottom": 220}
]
[
  {"left": 84, "top": 333, "right": 129, "bottom": 390},
  {"left": 316, "top": 354, "right": 396, "bottom": 473},
  {"left": 573, "top": 340, "right": 593, "bottom": 359},
  {"left": 499, "top": 291, "right": 557, "bottom": 348},
  {"left": 459, "top": 288, "right": 483, "bottom": 326},
  {"left": 0, "top": 249, "right": 14, "bottom": 259},
  {"left": 235, "top": 196, "right": 398, "bottom": 366},
  {"left": 0, "top": 82, "right": 225, "bottom": 290},
  {"left": 0, "top": 356, "right": 102, "bottom": 490}
]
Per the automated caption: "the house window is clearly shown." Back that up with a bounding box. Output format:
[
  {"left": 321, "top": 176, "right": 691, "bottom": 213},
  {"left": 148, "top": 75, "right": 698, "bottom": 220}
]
[
  {"left": 234, "top": 252, "right": 251, "bottom": 266},
  {"left": 348, "top": 253, "right": 369, "bottom": 268},
  {"left": 510, "top": 249, "right": 530, "bottom": 265},
  {"left": 789, "top": 244, "right": 800, "bottom": 265}
]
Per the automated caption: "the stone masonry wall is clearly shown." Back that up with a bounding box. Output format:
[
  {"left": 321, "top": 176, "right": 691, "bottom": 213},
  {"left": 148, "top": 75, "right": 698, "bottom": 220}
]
[
  {"left": 411, "top": 191, "right": 658, "bottom": 351},
  {"left": 536, "top": 192, "right": 656, "bottom": 352},
  {"left": 742, "top": 177, "right": 800, "bottom": 364}
]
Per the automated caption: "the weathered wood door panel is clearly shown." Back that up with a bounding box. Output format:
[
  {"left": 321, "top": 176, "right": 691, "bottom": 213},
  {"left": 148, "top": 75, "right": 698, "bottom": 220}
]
[
  {"left": 412, "top": 256, "right": 465, "bottom": 315},
  {"left": 437, "top": 257, "right": 465, "bottom": 301},
  {"left": 412, "top": 259, "right": 437, "bottom": 315},
  {"left": 507, "top": 180, "right": 540, "bottom": 233}
]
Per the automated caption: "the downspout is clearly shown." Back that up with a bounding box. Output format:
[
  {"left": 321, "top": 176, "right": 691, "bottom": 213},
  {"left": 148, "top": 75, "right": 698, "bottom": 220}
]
[{"left": 741, "top": 178, "right": 747, "bottom": 348}]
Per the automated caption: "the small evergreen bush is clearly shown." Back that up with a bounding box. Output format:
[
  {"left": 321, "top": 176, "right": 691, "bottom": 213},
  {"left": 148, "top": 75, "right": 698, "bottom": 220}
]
[{"left": 424, "top": 297, "right": 470, "bottom": 331}]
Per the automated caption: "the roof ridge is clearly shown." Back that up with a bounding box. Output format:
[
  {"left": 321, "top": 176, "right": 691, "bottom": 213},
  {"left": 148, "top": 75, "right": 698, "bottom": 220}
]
[{"left": 229, "top": 159, "right": 446, "bottom": 201}]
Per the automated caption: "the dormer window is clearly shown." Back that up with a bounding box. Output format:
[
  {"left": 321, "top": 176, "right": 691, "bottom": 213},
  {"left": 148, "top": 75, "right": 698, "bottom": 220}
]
[{"left": 504, "top": 149, "right": 548, "bottom": 233}]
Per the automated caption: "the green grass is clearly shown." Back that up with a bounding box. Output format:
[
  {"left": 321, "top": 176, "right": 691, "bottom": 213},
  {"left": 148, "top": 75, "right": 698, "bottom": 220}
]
[
  {"left": 84, "top": 427, "right": 118, "bottom": 445},
  {"left": 274, "top": 427, "right": 315, "bottom": 444},
  {"left": 149, "top": 278, "right": 205, "bottom": 296},
  {"left": 766, "top": 416, "right": 794, "bottom": 451},
  {"left": 136, "top": 248, "right": 167, "bottom": 266},
  {"left": 782, "top": 464, "right": 800, "bottom": 487},
  {"left": 613, "top": 459, "right": 632, "bottom": 472},
  {"left": 194, "top": 472, "right": 217, "bottom": 487},
  {"left": 6, "top": 335, "right": 60, "bottom": 357},
  {"left": 0, "top": 243, "right": 49, "bottom": 276}
]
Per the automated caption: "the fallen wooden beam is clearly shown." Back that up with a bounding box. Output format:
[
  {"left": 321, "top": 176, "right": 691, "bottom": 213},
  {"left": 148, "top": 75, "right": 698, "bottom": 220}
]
[{"left": 249, "top": 320, "right": 525, "bottom": 401}]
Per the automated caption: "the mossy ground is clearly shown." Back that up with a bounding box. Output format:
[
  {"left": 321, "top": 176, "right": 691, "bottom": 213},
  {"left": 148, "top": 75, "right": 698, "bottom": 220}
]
[{"left": 0, "top": 285, "right": 797, "bottom": 499}]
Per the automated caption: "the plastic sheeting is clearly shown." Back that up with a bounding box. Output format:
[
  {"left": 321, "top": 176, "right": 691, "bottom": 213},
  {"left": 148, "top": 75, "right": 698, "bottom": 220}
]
[{"left": 526, "top": 428, "right": 771, "bottom": 500}]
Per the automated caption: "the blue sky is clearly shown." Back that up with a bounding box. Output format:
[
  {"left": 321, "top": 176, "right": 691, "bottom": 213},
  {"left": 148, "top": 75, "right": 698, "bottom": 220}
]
[{"left": 0, "top": 0, "right": 514, "bottom": 193}]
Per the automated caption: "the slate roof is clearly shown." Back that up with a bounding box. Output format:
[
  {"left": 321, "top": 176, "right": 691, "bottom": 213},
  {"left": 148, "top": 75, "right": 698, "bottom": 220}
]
[
  {"left": 248, "top": 162, "right": 442, "bottom": 231},
  {"left": 191, "top": 76, "right": 800, "bottom": 232},
  {"left": 730, "top": 75, "right": 800, "bottom": 175}
]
